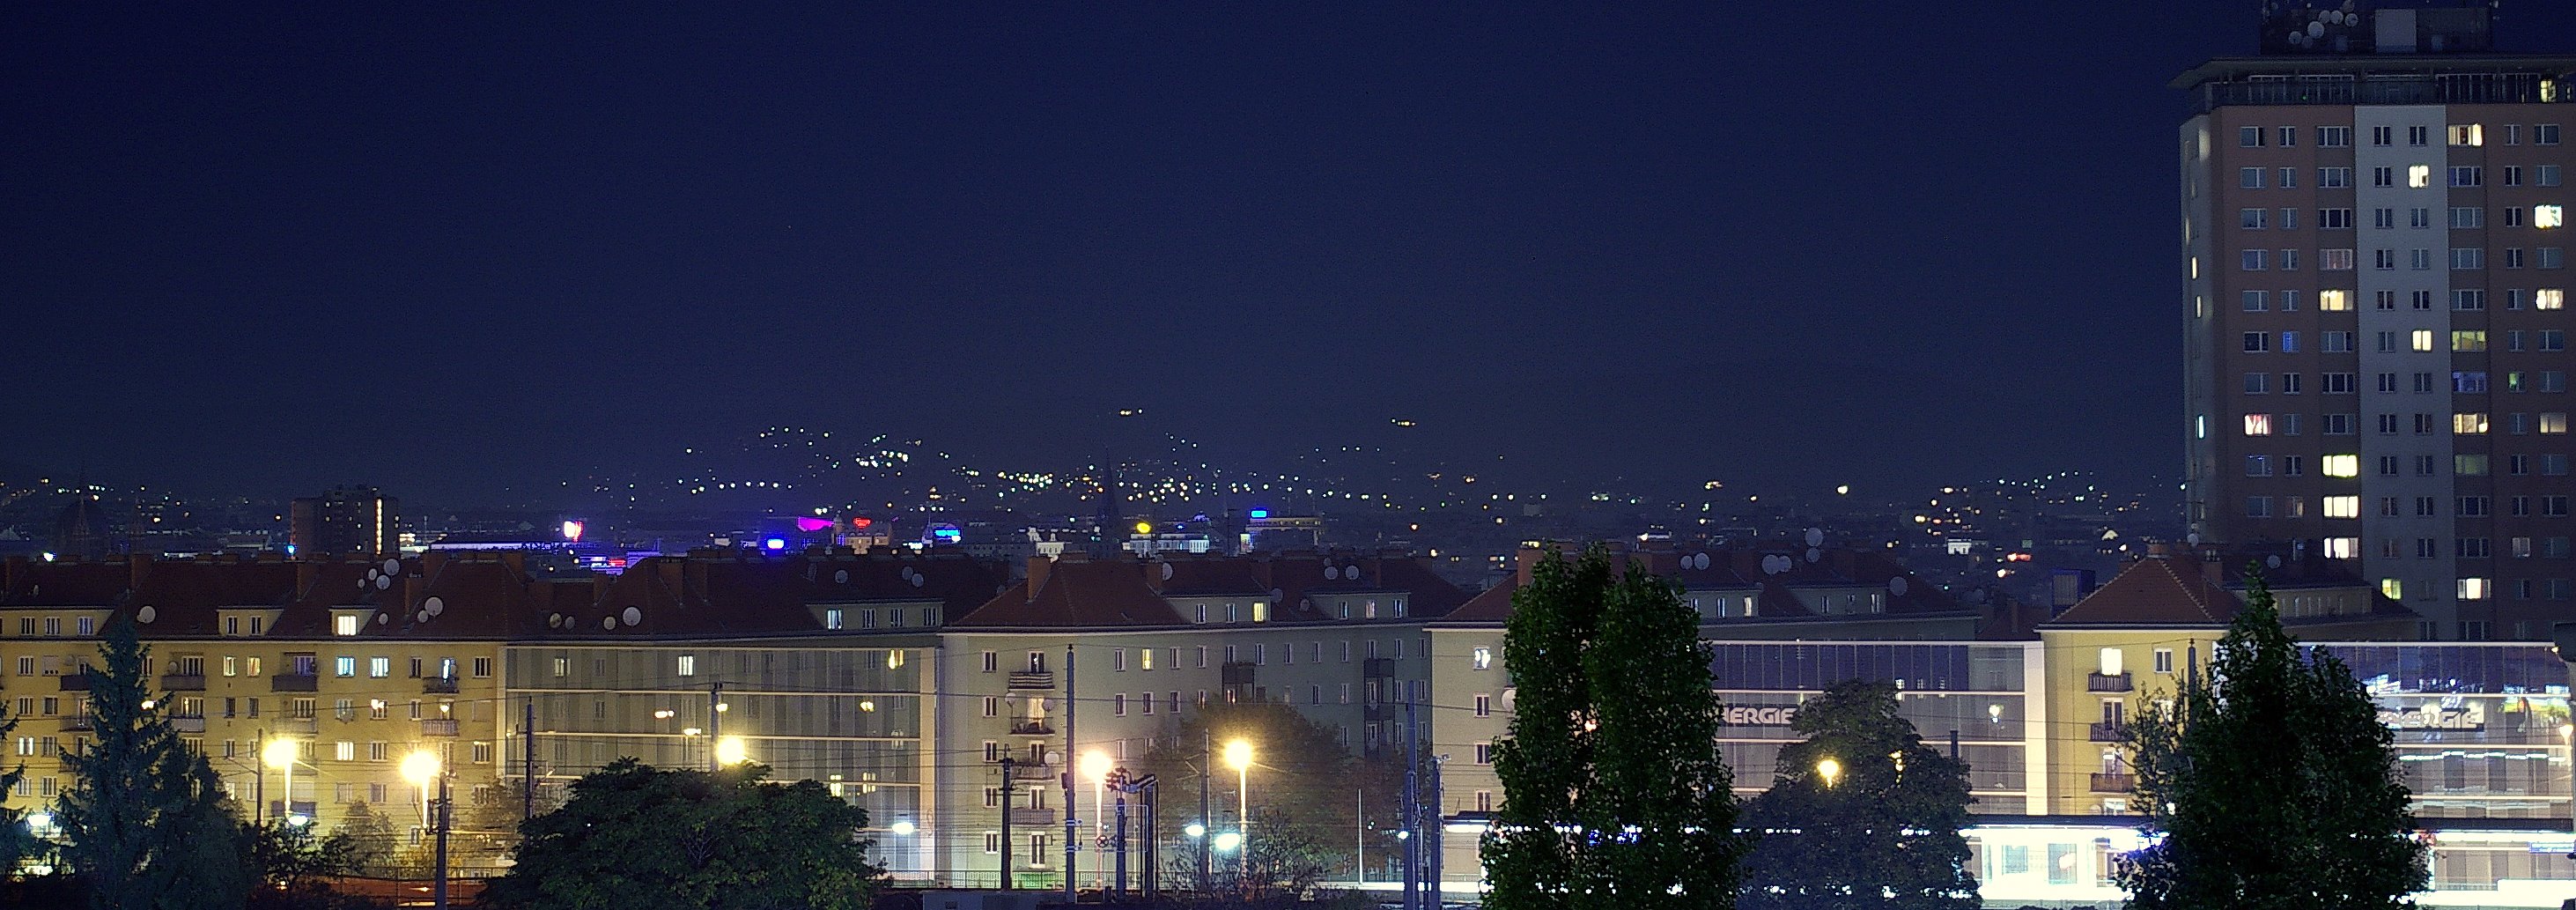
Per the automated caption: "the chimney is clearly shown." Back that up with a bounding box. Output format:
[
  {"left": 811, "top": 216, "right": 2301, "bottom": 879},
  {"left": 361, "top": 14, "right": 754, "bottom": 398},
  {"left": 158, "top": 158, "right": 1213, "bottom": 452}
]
[
  {"left": 1026, "top": 556, "right": 1054, "bottom": 603},
  {"left": 129, "top": 553, "right": 152, "bottom": 591},
  {"left": 1515, "top": 546, "right": 1547, "bottom": 585},
  {"left": 2145, "top": 543, "right": 2171, "bottom": 559}
]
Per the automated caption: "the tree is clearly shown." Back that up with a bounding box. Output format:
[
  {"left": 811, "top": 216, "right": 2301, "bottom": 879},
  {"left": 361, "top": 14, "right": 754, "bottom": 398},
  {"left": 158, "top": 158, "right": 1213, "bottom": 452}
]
[
  {"left": 480, "top": 759, "right": 882, "bottom": 910},
  {"left": 1737, "top": 680, "right": 1978, "bottom": 910},
  {"left": 1133, "top": 699, "right": 1398, "bottom": 892},
  {"left": 59, "top": 613, "right": 247, "bottom": 910},
  {"left": 2118, "top": 569, "right": 2426, "bottom": 910},
  {"left": 240, "top": 816, "right": 380, "bottom": 910},
  {"left": 0, "top": 694, "right": 28, "bottom": 872},
  {"left": 1483, "top": 546, "right": 1744, "bottom": 909},
  {"left": 335, "top": 803, "right": 397, "bottom": 876}
]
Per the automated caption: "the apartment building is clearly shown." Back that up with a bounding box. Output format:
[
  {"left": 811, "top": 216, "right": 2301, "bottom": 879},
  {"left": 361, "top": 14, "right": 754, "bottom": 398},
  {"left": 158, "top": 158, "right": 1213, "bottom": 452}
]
[
  {"left": 2179, "top": 8, "right": 2576, "bottom": 640},
  {"left": 0, "top": 551, "right": 524, "bottom": 831}
]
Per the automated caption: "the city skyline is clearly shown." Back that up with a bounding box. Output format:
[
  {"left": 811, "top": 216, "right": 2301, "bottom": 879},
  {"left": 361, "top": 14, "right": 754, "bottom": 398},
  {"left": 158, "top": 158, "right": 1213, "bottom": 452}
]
[{"left": 19, "top": 4, "right": 2576, "bottom": 504}]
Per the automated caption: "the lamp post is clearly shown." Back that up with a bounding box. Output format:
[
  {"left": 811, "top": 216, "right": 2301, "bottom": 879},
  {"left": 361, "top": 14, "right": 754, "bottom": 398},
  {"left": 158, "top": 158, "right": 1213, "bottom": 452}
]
[
  {"left": 401, "top": 751, "right": 450, "bottom": 910},
  {"left": 1816, "top": 756, "right": 1842, "bottom": 788},
  {"left": 715, "top": 736, "right": 748, "bottom": 767},
  {"left": 1081, "top": 751, "right": 1111, "bottom": 888},
  {"left": 1223, "top": 739, "right": 1252, "bottom": 892},
  {"left": 262, "top": 738, "right": 300, "bottom": 825}
]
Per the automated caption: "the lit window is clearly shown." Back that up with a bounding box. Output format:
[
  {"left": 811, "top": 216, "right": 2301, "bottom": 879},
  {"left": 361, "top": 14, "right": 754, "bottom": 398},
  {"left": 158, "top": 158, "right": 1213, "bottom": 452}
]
[
  {"left": 2458, "top": 578, "right": 2491, "bottom": 601},
  {"left": 2318, "top": 289, "right": 2351, "bottom": 310},
  {"left": 2543, "top": 413, "right": 2568, "bottom": 435},
  {"left": 2541, "top": 204, "right": 2565, "bottom": 229},
  {"left": 2411, "top": 329, "right": 2435, "bottom": 351},
  {"left": 2321, "top": 455, "right": 2360, "bottom": 477},
  {"left": 677, "top": 655, "right": 696, "bottom": 677},
  {"left": 2380, "top": 579, "right": 2403, "bottom": 600},
  {"left": 2243, "top": 414, "right": 2273, "bottom": 436},
  {"left": 2454, "top": 330, "right": 2487, "bottom": 352},
  {"left": 334, "top": 615, "right": 358, "bottom": 637},
  {"left": 2540, "top": 289, "right": 2565, "bottom": 310},
  {"left": 2323, "top": 537, "right": 2359, "bottom": 559},
  {"left": 2322, "top": 496, "right": 2360, "bottom": 518},
  {"left": 1472, "top": 647, "right": 1493, "bottom": 670},
  {"left": 2454, "top": 413, "right": 2490, "bottom": 434},
  {"left": 2448, "top": 124, "right": 2484, "bottom": 146},
  {"left": 2409, "top": 165, "right": 2432, "bottom": 188}
]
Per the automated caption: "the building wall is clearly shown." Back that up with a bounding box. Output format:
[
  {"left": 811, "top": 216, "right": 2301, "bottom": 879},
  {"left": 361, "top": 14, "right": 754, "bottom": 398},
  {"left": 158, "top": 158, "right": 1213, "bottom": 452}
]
[{"left": 2187, "top": 86, "right": 2576, "bottom": 640}]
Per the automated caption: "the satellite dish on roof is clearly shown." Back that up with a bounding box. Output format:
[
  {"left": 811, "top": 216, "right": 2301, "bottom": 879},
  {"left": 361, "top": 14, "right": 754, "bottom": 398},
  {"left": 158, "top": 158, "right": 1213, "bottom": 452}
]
[
  {"left": 1693, "top": 553, "right": 1711, "bottom": 570},
  {"left": 358, "top": 577, "right": 370, "bottom": 590},
  {"left": 373, "top": 575, "right": 391, "bottom": 590},
  {"left": 424, "top": 596, "right": 444, "bottom": 617},
  {"left": 1161, "top": 563, "right": 1175, "bottom": 581},
  {"left": 910, "top": 574, "right": 924, "bottom": 588},
  {"left": 1888, "top": 576, "right": 1909, "bottom": 596},
  {"left": 835, "top": 570, "right": 850, "bottom": 584},
  {"left": 1270, "top": 588, "right": 1283, "bottom": 600},
  {"left": 1805, "top": 547, "right": 1821, "bottom": 563},
  {"left": 2267, "top": 554, "right": 2283, "bottom": 569},
  {"left": 1324, "top": 565, "right": 1338, "bottom": 581},
  {"left": 377, "top": 612, "right": 389, "bottom": 625},
  {"left": 416, "top": 610, "right": 430, "bottom": 623},
  {"left": 136, "top": 605, "right": 156, "bottom": 625},
  {"left": 601, "top": 616, "right": 616, "bottom": 631},
  {"left": 622, "top": 606, "right": 642, "bottom": 626},
  {"left": 1805, "top": 528, "right": 1825, "bottom": 548},
  {"left": 383, "top": 559, "right": 401, "bottom": 576}
]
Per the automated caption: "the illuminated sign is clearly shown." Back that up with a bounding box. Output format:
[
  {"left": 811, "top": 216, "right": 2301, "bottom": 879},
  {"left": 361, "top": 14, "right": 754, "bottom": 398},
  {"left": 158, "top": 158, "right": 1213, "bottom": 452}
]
[
  {"left": 561, "top": 520, "right": 584, "bottom": 542},
  {"left": 2378, "top": 699, "right": 2484, "bottom": 731},
  {"left": 1720, "top": 706, "right": 1797, "bottom": 727}
]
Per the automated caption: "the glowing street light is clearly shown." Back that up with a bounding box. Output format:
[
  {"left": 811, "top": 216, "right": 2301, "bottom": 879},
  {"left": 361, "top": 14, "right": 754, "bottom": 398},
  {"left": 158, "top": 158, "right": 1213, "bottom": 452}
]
[
  {"left": 1224, "top": 740, "right": 1253, "bottom": 886},
  {"left": 1184, "top": 822, "right": 1207, "bottom": 838},
  {"left": 399, "top": 750, "right": 454, "bottom": 909},
  {"left": 1816, "top": 757, "right": 1843, "bottom": 788},
  {"left": 262, "top": 738, "right": 300, "bottom": 824},
  {"left": 714, "top": 736, "right": 749, "bottom": 766},
  {"left": 402, "top": 751, "right": 442, "bottom": 826},
  {"left": 1081, "top": 751, "right": 1113, "bottom": 885}
]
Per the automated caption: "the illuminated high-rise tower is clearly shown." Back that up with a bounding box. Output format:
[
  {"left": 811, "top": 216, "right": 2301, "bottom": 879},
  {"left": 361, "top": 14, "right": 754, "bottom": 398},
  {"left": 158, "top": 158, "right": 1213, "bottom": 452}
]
[
  {"left": 2181, "top": 1, "right": 2576, "bottom": 640},
  {"left": 290, "top": 485, "right": 399, "bottom": 559}
]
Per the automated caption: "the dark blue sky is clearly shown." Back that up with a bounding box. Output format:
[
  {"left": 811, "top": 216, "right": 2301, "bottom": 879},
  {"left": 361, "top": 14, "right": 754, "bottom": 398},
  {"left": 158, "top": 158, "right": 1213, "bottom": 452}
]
[{"left": 9, "top": 3, "right": 2572, "bottom": 505}]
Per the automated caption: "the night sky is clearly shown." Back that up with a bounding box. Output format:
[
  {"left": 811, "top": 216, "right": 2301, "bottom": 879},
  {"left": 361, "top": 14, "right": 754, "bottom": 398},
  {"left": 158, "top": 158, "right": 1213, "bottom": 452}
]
[{"left": 10, "top": 3, "right": 2574, "bottom": 506}]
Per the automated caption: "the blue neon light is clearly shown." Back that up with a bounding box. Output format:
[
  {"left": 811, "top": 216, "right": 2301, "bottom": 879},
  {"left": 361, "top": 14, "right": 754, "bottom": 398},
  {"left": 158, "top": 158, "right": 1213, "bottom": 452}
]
[
  {"left": 1248, "top": 508, "right": 1269, "bottom": 520},
  {"left": 763, "top": 537, "right": 787, "bottom": 551}
]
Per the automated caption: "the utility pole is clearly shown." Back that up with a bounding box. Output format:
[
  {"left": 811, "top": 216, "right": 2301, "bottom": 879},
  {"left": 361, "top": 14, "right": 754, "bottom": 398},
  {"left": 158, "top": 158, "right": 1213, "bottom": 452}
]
[
  {"left": 253, "top": 730, "right": 265, "bottom": 826},
  {"left": 1111, "top": 768, "right": 1130, "bottom": 898},
  {"left": 1404, "top": 695, "right": 1421, "bottom": 910},
  {"left": 522, "top": 698, "right": 537, "bottom": 822},
  {"left": 1198, "top": 729, "right": 1212, "bottom": 894},
  {"left": 432, "top": 773, "right": 452, "bottom": 910},
  {"left": 1356, "top": 788, "right": 1364, "bottom": 884},
  {"left": 1061, "top": 644, "right": 1076, "bottom": 900},
  {"left": 707, "top": 680, "right": 723, "bottom": 772},
  {"left": 1426, "top": 753, "right": 1445, "bottom": 907},
  {"left": 999, "top": 757, "right": 1017, "bottom": 891}
]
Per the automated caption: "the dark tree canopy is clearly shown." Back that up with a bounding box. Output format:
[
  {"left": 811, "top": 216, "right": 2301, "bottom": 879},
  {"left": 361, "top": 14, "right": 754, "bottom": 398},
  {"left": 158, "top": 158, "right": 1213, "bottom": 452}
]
[
  {"left": 57, "top": 614, "right": 247, "bottom": 910},
  {"left": 481, "top": 759, "right": 882, "bottom": 910},
  {"left": 2118, "top": 570, "right": 2427, "bottom": 910},
  {"left": 1738, "top": 679, "right": 1978, "bottom": 910},
  {"left": 1131, "top": 699, "right": 1404, "bottom": 895},
  {"left": 1483, "top": 546, "right": 1743, "bottom": 910}
]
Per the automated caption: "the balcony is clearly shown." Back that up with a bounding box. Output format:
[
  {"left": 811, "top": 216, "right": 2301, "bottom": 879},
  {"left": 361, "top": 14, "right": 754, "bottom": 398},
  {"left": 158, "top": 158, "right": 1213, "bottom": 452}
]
[
  {"left": 421, "top": 719, "right": 460, "bottom": 737},
  {"left": 1220, "top": 662, "right": 1258, "bottom": 685},
  {"left": 270, "top": 673, "right": 319, "bottom": 692},
  {"left": 172, "top": 716, "right": 207, "bottom": 734},
  {"left": 57, "top": 674, "right": 92, "bottom": 692},
  {"left": 422, "top": 677, "right": 461, "bottom": 695},
  {"left": 1006, "top": 807, "right": 1058, "bottom": 827},
  {"left": 276, "top": 717, "right": 320, "bottom": 735},
  {"left": 2089, "top": 721, "right": 2130, "bottom": 743},
  {"left": 2087, "top": 672, "right": 2134, "bottom": 693},
  {"left": 1001, "top": 761, "right": 1054, "bottom": 781},
  {"left": 1362, "top": 657, "right": 1397, "bottom": 678},
  {"left": 2090, "top": 772, "right": 2136, "bottom": 794},
  {"left": 1007, "top": 670, "right": 1054, "bottom": 691},
  {"left": 161, "top": 673, "right": 206, "bottom": 692},
  {"left": 61, "top": 714, "right": 93, "bottom": 731},
  {"left": 1009, "top": 721, "right": 1056, "bottom": 736}
]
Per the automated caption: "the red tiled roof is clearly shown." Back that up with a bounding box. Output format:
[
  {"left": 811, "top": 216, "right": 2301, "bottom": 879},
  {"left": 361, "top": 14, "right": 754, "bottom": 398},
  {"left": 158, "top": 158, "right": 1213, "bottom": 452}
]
[
  {"left": 954, "top": 559, "right": 1184, "bottom": 628},
  {"left": 2046, "top": 552, "right": 2240, "bottom": 627}
]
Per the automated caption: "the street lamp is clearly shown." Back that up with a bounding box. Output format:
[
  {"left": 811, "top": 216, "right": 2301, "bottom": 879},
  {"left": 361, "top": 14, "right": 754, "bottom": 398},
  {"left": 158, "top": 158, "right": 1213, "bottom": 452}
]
[
  {"left": 715, "top": 736, "right": 749, "bottom": 767},
  {"left": 1816, "top": 757, "right": 1843, "bottom": 788},
  {"left": 1081, "top": 751, "right": 1113, "bottom": 887},
  {"left": 262, "top": 738, "right": 300, "bottom": 825},
  {"left": 1223, "top": 740, "right": 1252, "bottom": 889},
  {"left": 400, "top": 751, "right": 452, "bottom": 910}
]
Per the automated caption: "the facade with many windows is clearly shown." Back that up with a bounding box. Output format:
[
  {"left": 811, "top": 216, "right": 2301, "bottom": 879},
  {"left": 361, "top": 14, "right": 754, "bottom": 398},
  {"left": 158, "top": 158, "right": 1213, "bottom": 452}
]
[{"left": 2180, "top": 47, "right": 2576, "bottom": 640}]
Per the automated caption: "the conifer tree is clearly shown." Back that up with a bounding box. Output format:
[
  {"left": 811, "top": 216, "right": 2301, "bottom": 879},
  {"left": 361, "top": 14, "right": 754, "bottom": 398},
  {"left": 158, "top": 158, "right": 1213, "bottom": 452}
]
[
  {"left": 1483, "top": 546, "right": 1743, "bottom": 909},
  {"left": 57, "top": 614, "right": 247, "bottom": 910},
  {"left": 2119, "top": 569, "right": 2427, "bottom": 909}
]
